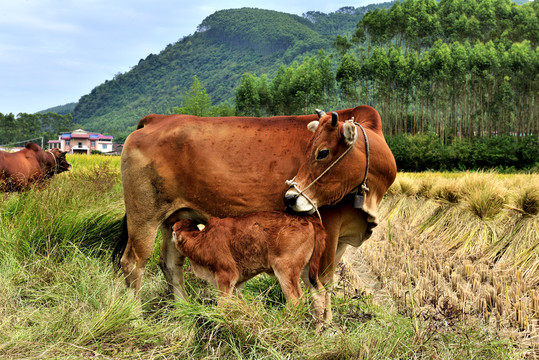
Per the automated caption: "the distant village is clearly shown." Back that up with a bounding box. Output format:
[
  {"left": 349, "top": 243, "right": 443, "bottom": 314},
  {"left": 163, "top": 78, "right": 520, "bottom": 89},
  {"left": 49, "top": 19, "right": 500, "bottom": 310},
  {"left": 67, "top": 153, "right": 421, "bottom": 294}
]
[{"left": 0, "top": 129, "right": 123, "bottom": 155}]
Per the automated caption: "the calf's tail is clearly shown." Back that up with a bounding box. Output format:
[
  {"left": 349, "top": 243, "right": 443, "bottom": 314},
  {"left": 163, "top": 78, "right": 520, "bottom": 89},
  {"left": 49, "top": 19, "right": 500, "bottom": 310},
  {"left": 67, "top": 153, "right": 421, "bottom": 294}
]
[
  {"left": 308, "top": 219, "right": 326, "bottom": 288},
  {"left": 112, "top": 214, "right": 128, "bottom": 272}
]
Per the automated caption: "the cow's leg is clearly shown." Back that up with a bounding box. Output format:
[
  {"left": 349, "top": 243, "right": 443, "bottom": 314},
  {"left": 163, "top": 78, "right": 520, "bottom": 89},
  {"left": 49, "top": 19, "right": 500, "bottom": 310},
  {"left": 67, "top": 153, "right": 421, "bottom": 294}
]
[
  {"left": 159, "top": 224, "right": 188, "bottom": 301},
  {"left": 120, "top": 218, "right": 159, "bottom": 295},
  {"left": 317, "top": 220, "right": 348, "bottom": 322},
  {"left": 327, "top": 242, "right": 348, "bottom": 317}
]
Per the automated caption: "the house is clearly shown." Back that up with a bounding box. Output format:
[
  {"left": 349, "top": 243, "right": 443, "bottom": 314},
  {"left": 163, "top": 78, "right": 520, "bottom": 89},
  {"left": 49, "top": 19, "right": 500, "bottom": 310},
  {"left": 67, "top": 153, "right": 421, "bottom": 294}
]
[{"left": 48, "top": 129, "right": 114, "bottom": 155}]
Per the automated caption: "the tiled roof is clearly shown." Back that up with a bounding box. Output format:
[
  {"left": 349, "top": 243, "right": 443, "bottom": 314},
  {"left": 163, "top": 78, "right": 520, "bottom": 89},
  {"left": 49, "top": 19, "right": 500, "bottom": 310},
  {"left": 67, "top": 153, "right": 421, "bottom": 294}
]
[{"left": 60, "top": 131, "right": 114, "bottom": 140}]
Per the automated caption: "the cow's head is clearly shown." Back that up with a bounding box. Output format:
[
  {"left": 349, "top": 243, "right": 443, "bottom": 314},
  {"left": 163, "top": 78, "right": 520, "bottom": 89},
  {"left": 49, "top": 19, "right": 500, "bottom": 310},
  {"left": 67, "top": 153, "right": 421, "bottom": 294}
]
[
  {"left": 48, "top": 149, "right": 71, "bottom": 174},
  {"left": 284, "top": 110, "right": 367, "bottom": 214}
]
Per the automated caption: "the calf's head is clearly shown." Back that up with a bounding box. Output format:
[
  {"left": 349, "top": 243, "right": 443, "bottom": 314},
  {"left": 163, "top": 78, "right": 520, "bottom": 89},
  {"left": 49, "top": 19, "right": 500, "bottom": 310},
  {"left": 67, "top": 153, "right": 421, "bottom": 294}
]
[
  {"left": 284, "top": 111, "right": 365, "bottom": 214},
  {"left": 172, "top": 219, "right": 199, "bottom": 245}
]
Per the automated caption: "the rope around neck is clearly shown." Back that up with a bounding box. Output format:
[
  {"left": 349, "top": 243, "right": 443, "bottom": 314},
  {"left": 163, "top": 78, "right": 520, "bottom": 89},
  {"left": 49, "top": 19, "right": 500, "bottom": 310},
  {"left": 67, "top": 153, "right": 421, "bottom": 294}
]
[
  {"left": 46, "top": 150, "right": 58, "bottom": 174},
  {"left": 354, "top": 121, "right": 370, "bottom": 196}
]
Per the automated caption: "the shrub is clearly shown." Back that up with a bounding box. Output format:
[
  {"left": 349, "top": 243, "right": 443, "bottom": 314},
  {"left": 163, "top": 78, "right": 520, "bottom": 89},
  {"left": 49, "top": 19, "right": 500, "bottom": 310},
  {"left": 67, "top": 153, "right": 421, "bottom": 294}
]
[{"left": 386, "top": 134, "right": 538, "bottom": 172}]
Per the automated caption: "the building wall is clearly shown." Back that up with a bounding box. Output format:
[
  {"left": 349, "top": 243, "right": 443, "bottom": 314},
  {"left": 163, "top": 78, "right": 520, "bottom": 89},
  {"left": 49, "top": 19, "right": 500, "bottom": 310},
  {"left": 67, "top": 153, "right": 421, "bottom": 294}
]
[{"left": 49, "top": 130, "right": 114, "bottom": 154}]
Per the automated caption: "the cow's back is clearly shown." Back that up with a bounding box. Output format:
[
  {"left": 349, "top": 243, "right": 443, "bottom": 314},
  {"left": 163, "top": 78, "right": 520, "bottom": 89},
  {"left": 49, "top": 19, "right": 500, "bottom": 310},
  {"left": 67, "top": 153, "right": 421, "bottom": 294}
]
[
  {"left": 121, "top": 114, "right": 320, "bottom": 219},
  {"left": 0, "top": 149, "right": 36, "bottom": 190}
]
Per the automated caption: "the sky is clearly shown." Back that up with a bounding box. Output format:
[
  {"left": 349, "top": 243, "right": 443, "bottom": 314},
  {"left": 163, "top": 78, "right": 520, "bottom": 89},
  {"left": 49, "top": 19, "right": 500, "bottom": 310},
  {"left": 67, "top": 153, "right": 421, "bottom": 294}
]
[{"left": 0, "top": 0, "right": 387, "bottom": 115}]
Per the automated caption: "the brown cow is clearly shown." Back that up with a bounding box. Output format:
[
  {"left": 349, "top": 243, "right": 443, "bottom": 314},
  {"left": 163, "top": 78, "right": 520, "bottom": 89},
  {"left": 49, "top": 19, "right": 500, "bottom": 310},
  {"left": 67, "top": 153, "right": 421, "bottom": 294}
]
[
  {"left": 0, "top": 142, "right": 71, "bottom": 191},
  {"left": 114, "top": 105, "right": 395, "bottom": 321},
  {"left": 171, "top": 211, "right": 326, "bottom": 323}
]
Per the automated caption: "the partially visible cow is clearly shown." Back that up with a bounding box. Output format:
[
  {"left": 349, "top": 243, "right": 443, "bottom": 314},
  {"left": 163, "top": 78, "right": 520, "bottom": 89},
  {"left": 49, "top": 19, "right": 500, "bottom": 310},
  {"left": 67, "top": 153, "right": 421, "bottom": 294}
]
[
  {"left": 283, "top": 109, "right": 396, "bottom": 318},
  {"left": 114, "top": 105, "right": 395, "bottom": 321},
  {"left": 284, "top": 110, "right": 396, "bottom": 215},
  {"left": 172, "top": 211, "right": 326, "bottom": 324},
  {"left": 0, "top": 142, "right": 71, "bottom": 192}
]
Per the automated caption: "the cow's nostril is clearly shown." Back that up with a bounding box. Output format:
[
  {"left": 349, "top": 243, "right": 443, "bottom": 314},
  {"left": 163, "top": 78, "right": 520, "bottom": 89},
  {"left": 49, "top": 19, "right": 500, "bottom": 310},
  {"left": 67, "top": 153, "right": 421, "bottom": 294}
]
[{"left": 284, "top": 193, "right": 298, "bottom": 209}]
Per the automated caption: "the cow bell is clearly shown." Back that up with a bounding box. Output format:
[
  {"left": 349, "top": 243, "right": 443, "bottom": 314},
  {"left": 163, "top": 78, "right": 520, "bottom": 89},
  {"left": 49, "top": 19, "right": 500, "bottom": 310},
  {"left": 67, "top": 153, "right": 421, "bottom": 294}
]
[
  {"left": 354, "top": 184, "right": 369, "bottom": 210},
  {"left": 354, "top": 193, "right": 364, "bottom": 210}
]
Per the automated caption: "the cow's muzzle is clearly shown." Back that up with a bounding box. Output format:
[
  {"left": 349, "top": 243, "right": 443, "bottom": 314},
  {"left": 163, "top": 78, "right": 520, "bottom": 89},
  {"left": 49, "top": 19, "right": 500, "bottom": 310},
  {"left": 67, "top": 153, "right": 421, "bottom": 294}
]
[{"left": 284, "top": 180, "right": 317, "bottom": 214}]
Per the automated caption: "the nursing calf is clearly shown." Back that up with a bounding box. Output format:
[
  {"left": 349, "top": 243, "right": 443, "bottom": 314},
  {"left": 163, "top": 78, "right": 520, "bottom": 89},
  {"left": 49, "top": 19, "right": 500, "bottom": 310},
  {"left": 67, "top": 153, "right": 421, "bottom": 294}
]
[{"left": 172, "top": 211, "right": 326, "bottom": 322}]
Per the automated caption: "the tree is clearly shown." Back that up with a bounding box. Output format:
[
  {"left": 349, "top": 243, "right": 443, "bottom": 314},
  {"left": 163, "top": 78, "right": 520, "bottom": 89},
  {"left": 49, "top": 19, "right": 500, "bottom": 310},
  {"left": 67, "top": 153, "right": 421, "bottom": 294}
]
[
  {"left": 336, "top": 53, "right": 361, "bottom": 105},
  {"left": 235, "top": 73, "right": 262, "bottom": 116},
  {"left": 173, "top": 76, "right": 213, "bottom": 117}
]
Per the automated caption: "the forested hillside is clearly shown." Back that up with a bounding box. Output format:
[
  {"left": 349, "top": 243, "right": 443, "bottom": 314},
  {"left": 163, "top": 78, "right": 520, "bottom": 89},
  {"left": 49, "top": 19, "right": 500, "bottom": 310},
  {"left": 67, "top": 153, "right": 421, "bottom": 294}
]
[
  {"left": 71, "top": 6, "right": 392, "bottom": 139},
  {"left": 39, "top": 103, "right": 77, "bottom": 116},
  {"left": 231, "top": 0, "right": 538, "bottom": 170},
  {"left": 3, "top": 0, "right": 536, "bottom": 171}
]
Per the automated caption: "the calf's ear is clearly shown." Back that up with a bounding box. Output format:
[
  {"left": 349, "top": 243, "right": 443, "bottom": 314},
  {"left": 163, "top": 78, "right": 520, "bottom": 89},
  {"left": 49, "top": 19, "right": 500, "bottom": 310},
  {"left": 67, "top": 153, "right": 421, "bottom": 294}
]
[
  {"left": 343, "top": 120, "right": 358, "bottom": 146},
  {"left": 307, "top": 121, "right": 319, "bottom": 133}
]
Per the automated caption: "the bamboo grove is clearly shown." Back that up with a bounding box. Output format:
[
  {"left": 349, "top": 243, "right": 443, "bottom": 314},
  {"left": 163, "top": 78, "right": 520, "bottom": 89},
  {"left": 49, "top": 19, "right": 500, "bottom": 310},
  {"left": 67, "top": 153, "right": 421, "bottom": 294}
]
[{"left": 235, "top": 0, "right": 538, "bottom": 145}]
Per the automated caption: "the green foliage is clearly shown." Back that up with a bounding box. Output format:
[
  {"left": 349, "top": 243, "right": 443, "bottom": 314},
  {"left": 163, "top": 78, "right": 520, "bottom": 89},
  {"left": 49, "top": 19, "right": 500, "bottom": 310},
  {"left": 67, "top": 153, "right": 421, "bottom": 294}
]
[
  {"left": 387, "top": 134, "right": 539, "bottom": 171},
  {"left": 236, "top": 50, "right": 337, "bottom": 116},
  {"left": 0, "top": 112, "right": 73, "bottom": 146},
  {"left": 172, "top": 76, "right": 213, "bottom": 117},
  {"left": 332, "top": 0, "right": 539, "bottom": 146},
  {"left": 173, "top": 76, "right": 236, "bottom": 117},
  {"left": 38, "top": 102, "right": 77, "bottom": 116}
]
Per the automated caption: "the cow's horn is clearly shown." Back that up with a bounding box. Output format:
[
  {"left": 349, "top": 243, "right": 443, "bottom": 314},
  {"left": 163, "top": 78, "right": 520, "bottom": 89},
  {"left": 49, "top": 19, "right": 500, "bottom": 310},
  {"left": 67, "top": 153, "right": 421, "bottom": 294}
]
[
  {"left": 331, "top": 112, "right": 338, "bottom": 127},
  {"left": 315, "top": 109, "right": 326, "bottom": 119}
]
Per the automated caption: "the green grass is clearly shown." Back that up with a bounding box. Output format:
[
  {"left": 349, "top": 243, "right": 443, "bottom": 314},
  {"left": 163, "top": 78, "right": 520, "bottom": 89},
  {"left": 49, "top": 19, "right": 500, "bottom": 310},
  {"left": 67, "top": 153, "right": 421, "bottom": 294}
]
[{"left": 0, "top": 157, "right": 523, "bottom": 359}]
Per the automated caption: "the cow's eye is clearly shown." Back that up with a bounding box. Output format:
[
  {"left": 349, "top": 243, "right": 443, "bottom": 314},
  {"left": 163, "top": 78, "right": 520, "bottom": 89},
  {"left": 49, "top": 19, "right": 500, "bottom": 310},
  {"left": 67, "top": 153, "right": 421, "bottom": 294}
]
[{"left": 317, "top": 149, "right": 329, "bottom": 160}]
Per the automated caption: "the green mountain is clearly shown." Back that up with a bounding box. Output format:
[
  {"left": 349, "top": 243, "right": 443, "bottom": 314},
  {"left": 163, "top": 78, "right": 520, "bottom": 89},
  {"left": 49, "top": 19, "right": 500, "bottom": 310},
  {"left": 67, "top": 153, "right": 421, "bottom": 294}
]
[
  {"left": 70, "top": 5, "right": 394, "bottom": 139},
  {"left": 38, "top": 102, "right": 77, "bottom": 116}
]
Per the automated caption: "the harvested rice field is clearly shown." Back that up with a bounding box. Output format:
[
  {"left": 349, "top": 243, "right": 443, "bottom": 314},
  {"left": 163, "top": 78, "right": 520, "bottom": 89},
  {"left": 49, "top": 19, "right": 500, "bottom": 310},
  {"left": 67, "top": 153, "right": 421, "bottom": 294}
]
[{"left": 343, "top": 171, "right": 539, "bottom": 358}]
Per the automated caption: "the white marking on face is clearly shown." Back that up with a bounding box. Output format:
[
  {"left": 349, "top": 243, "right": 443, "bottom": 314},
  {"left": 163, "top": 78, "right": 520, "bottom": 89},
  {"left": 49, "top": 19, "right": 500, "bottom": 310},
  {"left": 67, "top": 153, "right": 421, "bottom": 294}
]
[{"left": 285, "top": 188, "right": 316, "bottom": 213}]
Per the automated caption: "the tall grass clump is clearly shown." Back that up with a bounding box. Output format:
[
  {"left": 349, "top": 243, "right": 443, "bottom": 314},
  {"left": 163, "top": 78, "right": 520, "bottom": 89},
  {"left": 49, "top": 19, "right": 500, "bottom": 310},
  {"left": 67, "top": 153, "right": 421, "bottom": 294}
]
[
  {"left": 460, "top": 172, "right": 507, "bottom": 220},
  {"left": 0, "top": 156, "right": 124, "bottom": 260},
  {"left": 515, "top": 185, "right": 539, "bottom": 216}
]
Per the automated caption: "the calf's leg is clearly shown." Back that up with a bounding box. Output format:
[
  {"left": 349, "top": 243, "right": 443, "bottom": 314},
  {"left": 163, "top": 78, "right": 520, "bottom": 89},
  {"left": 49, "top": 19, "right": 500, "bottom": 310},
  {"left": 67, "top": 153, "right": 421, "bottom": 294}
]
[
  {"left": 215, "top": 270, "right": 238, "bottom": 305},
  {"left": 273, "top": 266, "right": 303, "bottom": 306}
]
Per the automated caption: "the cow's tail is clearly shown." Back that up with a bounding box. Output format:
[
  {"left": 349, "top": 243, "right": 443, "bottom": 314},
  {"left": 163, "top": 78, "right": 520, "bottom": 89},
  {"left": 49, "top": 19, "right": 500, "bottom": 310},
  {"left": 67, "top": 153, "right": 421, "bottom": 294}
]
[
  {"left": 112, "top": 214, "right": 128, "bottom": 272},
  {"left": 308, "top": 219, "right": 326, "bottom": 288}
]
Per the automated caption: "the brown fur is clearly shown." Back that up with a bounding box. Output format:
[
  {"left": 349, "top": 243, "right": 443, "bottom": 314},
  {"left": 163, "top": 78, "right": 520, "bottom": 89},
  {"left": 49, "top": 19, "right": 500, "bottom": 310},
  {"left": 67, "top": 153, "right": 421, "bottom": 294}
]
[
  {"left": 0, "top": 143, "right": 71, "bottom": 191},
  {"left": 117, "top": 105, "right": 395, "bottom": 322},
  {"left": 172, "top": 212, "right": 326, "bottom": 322}
]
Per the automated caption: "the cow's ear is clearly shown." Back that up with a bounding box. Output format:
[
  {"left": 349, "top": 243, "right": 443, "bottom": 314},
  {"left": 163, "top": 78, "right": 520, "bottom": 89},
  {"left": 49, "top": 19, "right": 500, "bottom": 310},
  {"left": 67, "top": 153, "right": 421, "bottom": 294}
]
[
  {"left": 60, "top": 151, "right": 67, "bottom": 157},
  {"left": 307, "top": 121, "right": 319, "bottom": 133},
  {"left": 343, "top": 120, "right": 358, "bottom": 146}
]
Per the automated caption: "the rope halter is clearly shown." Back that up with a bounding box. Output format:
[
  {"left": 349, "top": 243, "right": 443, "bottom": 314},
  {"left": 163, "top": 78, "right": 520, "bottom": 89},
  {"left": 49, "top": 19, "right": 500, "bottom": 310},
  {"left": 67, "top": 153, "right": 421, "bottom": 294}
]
[{"left": 46, "top": 149, "right": 59, "bottom": 174}]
